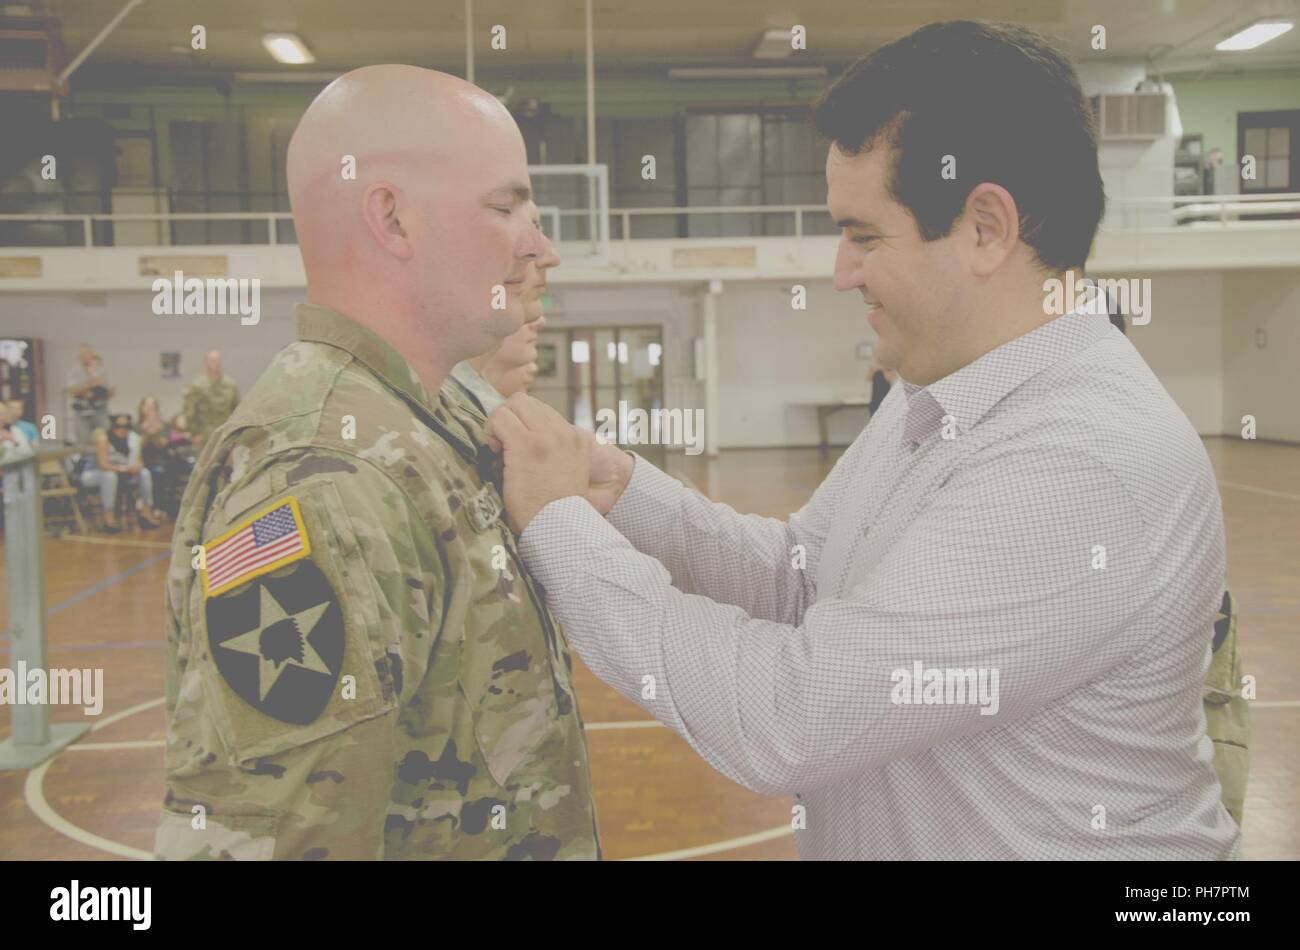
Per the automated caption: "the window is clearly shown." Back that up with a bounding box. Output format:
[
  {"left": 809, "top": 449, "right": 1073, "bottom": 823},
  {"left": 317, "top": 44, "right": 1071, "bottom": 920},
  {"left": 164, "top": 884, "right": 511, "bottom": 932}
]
[{"left": 1239, "top": 110, "right": 1299, "bottom": 193}]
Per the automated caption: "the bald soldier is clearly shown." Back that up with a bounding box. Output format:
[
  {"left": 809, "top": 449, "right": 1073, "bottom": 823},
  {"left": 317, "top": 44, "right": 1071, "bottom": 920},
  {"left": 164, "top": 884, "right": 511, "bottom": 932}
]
[
  {"left": 182, "top": 349, "right": 240, "bottom": 446},
  {"left": 155, "top": 65, "right": 599, "bottom": 860}
]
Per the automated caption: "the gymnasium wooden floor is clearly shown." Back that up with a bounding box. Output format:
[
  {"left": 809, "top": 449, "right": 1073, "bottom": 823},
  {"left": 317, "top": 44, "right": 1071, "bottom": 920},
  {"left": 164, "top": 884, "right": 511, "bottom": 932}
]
[{"left": 1, "top": 437, "right": 1296, "bottom": 860}]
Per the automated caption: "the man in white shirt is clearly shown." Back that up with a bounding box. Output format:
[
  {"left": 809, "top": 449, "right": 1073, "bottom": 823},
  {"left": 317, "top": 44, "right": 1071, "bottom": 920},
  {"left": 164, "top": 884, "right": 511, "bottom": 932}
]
[{"left": 487, "top": 20, "right": 1238, "bottom": 859}]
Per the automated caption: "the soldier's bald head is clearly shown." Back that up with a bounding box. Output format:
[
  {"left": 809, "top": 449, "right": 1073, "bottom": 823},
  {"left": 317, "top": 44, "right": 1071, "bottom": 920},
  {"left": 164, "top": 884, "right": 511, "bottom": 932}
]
[
  {"left": 284, "top": 65, "right": 547, "bottom": 388},
  {"left": 288, "top": 66, "right": 512, "bottom": 224}
]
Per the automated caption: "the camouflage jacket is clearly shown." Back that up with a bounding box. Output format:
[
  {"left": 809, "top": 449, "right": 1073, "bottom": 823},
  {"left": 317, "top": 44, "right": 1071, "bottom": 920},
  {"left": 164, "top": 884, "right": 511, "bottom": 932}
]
[
  {"left": 155, "top": 303, "right": 599, "bottom": 860},
  {"left": 183, "top": 374, "right": 241, "bottom": 441}
]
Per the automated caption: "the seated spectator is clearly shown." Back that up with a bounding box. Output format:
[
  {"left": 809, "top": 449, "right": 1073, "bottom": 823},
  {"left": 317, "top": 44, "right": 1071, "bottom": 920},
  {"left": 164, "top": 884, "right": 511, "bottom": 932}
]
[
  {"left": 138, "top": 395, "right": 183, "bottom": 516},
  {"left": 80, "top": 413, "right": 164, "bottom": 533},
  {"left": 5, "top": 400, "right": 38, "bottom": 444},
  {"left": 168, "top": 413, "right": 194, "bottom": 450},
  {"left": 0, "top": 401, "right": 32, "bottom": 459}
]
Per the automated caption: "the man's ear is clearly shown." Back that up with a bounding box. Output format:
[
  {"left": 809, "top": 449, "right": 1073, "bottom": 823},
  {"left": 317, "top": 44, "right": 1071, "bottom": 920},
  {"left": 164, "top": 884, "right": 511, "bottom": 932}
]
[
  {"left": 965, "top": 182, "right": 1019, "bottom": 278},
  {"left": 361, "top": 182, "right": 413, "bottom": 260}
]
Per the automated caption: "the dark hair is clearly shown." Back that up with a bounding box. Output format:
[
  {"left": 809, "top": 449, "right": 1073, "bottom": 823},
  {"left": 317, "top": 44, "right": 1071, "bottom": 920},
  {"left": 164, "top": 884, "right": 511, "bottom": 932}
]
[{"left": 813, "top": 20, "right": 1105, "bottom": 272}]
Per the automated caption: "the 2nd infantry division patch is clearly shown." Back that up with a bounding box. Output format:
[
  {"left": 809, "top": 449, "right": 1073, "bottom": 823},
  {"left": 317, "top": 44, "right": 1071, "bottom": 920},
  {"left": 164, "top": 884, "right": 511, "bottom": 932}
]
[
  {"left": 206, "top": 559, "right": 344, "bottom": 725},
  {"left": 202, "top": 497, "right": 342, "bottom": 725}
]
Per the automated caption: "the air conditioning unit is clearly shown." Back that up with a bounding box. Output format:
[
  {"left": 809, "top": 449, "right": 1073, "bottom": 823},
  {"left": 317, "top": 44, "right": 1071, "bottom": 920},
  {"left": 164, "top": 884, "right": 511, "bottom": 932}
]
[
  {"left": 0, "top": 14, "right": 64, "bottom": 93},
  {"left": 1090, "top": 93, "right": 1167, "bottom": 141}
]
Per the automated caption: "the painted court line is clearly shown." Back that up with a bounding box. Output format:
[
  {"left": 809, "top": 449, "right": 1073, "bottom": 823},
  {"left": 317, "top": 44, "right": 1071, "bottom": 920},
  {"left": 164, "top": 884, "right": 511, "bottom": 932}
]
[
  {"left": 625, "top": 824, "right": 793, "bottom": 861},
  {"left": 63, "top": 720, "right": 669, "bottom": 751},
  {"left": 0, "top": 550, "right": 170, "bottom": 644},
  {"left": 26, "top": 680, "right": 1298, "bottom": 862},
  {"left": 23, "top": 762, "right": 155, "bottom": 861},
  {"left": 585, "top": 719, "right": 664, "bottom": 731},
  {"left": 23, "top": 696, "right": 166, "bottom": 861},
  {"left": 60, "top": 535, "right": 172, "bottom": 550},
  {"left": 0, "top": 639, "right": 165, "bottom": 653},
  {"left": 1218, "top": 481, "right": 1300, "bottom": 503}
]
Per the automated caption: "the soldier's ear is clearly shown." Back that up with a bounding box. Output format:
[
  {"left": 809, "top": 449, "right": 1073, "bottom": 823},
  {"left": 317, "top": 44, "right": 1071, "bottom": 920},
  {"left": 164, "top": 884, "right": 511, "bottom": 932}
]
[{"left": 361, "top": 182, "right": 413, "bottom": 260}]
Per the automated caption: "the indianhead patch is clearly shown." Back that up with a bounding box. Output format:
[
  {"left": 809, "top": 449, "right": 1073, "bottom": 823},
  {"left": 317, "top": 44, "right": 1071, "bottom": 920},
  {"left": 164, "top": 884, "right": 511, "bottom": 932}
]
[
  {"left": 206, "top": 559, "right": 344, "bottom": 725},
  {"left": 466, "top": 483, "right": 503, "bottom": 533},
  {"left": 202, "top": 497, "right": 310, "bottom": 598}
]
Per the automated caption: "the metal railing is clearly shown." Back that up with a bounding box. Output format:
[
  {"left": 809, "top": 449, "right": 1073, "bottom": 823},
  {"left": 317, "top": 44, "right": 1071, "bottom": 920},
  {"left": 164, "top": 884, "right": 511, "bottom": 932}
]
[{"left": 1, "top": 192, "right": 1298, "bottom": 250}]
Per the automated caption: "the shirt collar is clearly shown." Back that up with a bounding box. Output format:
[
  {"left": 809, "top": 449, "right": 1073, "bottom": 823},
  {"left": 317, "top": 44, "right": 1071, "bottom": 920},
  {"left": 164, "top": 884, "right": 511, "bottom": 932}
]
[
  {"left": 295, "top": 302, "right": 475, "bottom": 452},
  {"left": 901, "top": 308, "right": 1111, "bottom": 445}
]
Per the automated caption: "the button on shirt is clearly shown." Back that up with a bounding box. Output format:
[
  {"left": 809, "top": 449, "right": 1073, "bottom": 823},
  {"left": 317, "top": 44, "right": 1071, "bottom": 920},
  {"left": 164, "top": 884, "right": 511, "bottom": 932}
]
[{"left": 518, "top": 309, "right": 1239, "bottom": 859}]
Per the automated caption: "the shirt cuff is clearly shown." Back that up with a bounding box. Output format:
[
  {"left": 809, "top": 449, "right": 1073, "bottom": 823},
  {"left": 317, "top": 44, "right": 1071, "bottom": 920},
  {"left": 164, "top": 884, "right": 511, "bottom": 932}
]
[
  {"left": 518, "top": 494, "right": 629, "bottom": 598},
  {"left": 606, "top": 450, "right": 685, "bottom": 535}
]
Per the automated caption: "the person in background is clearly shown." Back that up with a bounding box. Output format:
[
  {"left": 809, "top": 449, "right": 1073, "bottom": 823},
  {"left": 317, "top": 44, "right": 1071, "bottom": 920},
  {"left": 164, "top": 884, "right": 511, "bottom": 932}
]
[
  {"left": 867, "top": 363, "right": 897, "bottom": 417},
  {"left": 182, "top": 350, "right": 240, "bottom": 446},
  {"left": 65, "top": 344, "right": 113, "bottom": 445},
  {"left": 139, "top": 395, "right": 180, "bottom": 517},
  {"left": 449, "top": 208, "right": 560, "bottom": 414},
  {"left": 168, "top": 413, "right": 193, "bottom": 450},
  {"left": 0, "top": 401, "right": 32, "bottom": 459},
  {"left": 5, "top": 399, "right": 38, "bottom": 444},
  {"left": 80, "top": 413, "right": 164, "bottom": 532},
  {"left": 166, "top": 413, "right": 198, "bottom": 498}
]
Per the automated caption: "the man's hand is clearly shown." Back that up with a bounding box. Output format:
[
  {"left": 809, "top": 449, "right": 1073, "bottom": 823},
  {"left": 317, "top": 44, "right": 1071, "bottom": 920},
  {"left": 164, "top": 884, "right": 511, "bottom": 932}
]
[
  {"left": 585, "top": 432, "right": 634, "bottom": 516},
  {"left": 488, "top": 393, "right": 592, "bottom": 535}
]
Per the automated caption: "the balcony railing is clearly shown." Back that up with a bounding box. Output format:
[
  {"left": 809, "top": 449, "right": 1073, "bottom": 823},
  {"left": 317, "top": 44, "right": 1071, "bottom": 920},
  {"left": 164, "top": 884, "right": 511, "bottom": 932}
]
[{"left": 2, "top": 192, "right": 1298, "bottom": 249}]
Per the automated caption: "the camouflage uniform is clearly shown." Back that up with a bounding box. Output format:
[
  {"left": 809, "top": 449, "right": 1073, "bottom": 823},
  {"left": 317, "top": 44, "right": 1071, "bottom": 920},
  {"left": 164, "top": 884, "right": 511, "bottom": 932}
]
[
  {"left": 155, "top": 303, "right": 599, "bottom": 860},
  {"left": 1204, "top": 589, "right": 1250, "bottom": 825},
  {"left": 183, "top": 374, "right": 241, "bottom": 442}
]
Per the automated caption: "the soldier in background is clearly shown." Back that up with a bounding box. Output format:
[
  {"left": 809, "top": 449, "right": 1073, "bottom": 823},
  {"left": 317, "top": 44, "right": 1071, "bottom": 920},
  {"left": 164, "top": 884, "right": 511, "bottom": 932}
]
[
  {"left": 449, "top": 211, "right": 559, "bottom": 415},
  {"left": 155, "top": 65, "right": 599, "bottom": 860},
  {"left": 182, "top": 349, "right": 240, "bottom": 446}
]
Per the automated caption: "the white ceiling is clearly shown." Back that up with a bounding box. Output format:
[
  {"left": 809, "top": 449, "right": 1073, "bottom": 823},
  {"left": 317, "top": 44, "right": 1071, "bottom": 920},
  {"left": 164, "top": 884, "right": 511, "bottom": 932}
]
[{"left": 20, "top": 0, "right": 1300, "bottom": 76}]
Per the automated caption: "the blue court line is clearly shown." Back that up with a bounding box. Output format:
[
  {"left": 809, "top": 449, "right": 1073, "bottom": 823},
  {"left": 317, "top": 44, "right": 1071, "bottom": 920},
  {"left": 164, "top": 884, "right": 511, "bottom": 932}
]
[
  {"left": 0, "top": 639, "right": 164, "bottom": 652},
  {"left": 0, "top": 550, "right": 170, "bottom": 645}
]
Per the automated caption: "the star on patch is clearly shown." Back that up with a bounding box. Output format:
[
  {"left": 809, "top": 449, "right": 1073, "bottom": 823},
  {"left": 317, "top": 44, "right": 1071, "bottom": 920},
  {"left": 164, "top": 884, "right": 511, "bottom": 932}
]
[{"left": 207, "top": 559, "right": 344, "bottom": 724}]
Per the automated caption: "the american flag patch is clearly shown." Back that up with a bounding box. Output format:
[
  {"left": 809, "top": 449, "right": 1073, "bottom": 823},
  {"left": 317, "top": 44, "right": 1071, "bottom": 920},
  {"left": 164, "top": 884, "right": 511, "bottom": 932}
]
[{"left": 202, "top": 498, "right": 311, "bottom": 598}]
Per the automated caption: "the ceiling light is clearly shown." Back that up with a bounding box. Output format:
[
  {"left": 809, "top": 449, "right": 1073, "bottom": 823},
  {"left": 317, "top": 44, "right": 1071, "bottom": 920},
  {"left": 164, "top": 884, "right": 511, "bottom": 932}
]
[
  {"left": 262, "top": 33, "right": 315, "bottom": 65},
  {"left": 753, "top": 28, "right": 795, "bottom": 60},
  {"left": 1215, "top": 21, "right": 1294, "bottom": 51}
]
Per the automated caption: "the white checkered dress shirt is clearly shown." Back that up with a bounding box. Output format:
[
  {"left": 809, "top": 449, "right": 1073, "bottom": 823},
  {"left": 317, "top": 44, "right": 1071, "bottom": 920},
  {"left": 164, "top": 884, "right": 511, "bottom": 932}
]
[{"left": 519, "top": 309, "right": 1240, "bottom": 859}]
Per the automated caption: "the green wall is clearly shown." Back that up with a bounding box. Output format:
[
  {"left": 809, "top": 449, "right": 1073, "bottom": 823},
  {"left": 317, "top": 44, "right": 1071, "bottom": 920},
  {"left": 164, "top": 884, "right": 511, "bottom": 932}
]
[{"left": 1170, "top": 68, "right": 1300, "bottom": 161}]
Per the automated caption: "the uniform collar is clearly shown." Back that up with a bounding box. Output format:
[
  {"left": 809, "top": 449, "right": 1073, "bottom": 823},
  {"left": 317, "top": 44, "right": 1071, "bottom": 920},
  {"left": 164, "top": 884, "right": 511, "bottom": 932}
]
[
  {"left": 450, "top": 362, "right": 506, "bottom": 415},
  {"left": 295, "top": 303, "right": 478, "bottom": 458},
  {"left": 900, "top": 308, "right": 1110, "bottom": 446}
]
